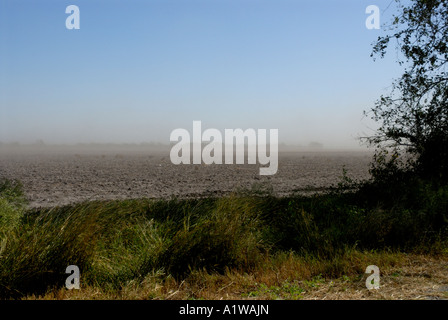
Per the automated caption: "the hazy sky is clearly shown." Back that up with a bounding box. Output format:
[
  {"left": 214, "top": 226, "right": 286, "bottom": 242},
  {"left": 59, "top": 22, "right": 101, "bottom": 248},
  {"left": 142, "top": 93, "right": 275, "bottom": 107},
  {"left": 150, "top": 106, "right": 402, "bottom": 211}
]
[{"left": 0, "top": 0, "right": 406, "bottom": 148}]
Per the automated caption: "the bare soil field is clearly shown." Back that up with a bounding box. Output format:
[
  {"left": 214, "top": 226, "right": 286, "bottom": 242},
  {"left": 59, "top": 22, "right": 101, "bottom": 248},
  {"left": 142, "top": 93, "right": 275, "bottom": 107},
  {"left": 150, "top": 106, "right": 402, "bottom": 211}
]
[{"left": 0, "top": 145, "right": 373, "bottom": 208}]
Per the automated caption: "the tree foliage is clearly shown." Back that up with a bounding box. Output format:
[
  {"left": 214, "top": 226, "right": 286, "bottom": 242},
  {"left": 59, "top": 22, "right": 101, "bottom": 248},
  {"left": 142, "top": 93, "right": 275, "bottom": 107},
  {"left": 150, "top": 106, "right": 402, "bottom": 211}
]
[{"left": 366, "top": 0, "right": 448, "bottom": 183}]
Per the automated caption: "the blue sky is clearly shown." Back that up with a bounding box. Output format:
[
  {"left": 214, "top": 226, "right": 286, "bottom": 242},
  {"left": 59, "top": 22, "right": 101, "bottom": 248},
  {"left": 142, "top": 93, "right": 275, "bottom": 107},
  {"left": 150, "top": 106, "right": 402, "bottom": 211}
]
[{"left": 0, "top": 0, "right": 405, "bottom": 148}]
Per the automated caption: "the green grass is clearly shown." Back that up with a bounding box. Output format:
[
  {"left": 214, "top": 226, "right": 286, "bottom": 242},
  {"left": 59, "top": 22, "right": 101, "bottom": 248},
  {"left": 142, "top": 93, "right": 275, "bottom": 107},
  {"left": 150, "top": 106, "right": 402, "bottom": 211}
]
[
  {"left": 0, "top": 176, "right": 447, "bottom": 299},
  {"left": 243, "top": 281, "right": 305, "bottom": 300}
]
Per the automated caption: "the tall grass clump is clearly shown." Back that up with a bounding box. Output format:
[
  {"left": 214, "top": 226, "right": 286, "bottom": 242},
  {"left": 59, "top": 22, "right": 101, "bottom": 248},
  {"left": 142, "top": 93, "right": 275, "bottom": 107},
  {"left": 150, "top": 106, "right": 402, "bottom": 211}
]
[
  {"left": 0, "top": 178, "right": 27, "bottom": 209},
  {"left": 86, "top": 203, "right": 166, "bottom": 289},
  {"left": 0, "top": 202, "right": 103, "bottom": 297},
  {"left": 153, "top": 195, "right": 269, "bottom": 278},
  {"left": 0, "top": 178, "right": 28, "bottom": 297},
  {"left": 0, "top": 178, "right": 26, "bottom": 244},
  {"left": 0, "top": 178, "right": 27, "bottom": 245}
]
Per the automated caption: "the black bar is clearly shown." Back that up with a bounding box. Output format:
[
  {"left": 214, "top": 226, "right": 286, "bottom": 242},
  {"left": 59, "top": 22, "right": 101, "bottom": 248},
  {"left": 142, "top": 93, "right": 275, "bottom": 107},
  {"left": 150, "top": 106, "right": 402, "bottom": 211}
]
[{"left": 1, "top": 300, "right": 446, "bottom": 319}]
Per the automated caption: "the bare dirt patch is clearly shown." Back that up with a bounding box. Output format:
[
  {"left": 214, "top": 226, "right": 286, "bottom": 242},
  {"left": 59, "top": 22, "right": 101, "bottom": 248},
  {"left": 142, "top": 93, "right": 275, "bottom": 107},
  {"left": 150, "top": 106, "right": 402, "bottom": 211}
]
[{"left": 0, "top": 145, "right": 373, "bottom": 208}]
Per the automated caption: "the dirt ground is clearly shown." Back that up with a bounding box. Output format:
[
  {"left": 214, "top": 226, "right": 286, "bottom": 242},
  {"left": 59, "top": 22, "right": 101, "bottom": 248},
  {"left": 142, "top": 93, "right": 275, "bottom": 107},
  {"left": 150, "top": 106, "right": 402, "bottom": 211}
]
[{"left": 0, "top": 144, "right": 373, "bottom": 208}]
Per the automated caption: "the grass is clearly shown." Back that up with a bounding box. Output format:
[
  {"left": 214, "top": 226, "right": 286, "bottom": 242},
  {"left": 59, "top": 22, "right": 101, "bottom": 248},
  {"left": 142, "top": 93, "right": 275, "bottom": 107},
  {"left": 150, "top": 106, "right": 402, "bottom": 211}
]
[{"left": 0, "top": 175, "right": 447, "bottom": 299}]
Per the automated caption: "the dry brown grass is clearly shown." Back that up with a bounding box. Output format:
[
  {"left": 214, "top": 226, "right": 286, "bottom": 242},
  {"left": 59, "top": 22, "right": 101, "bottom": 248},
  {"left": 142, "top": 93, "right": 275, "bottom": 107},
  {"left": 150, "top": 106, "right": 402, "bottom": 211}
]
[
  {"left": 305, "top": 254, "right": 448, "bottom": 300},
  {"left": 25, "top": 253, "right": 448, "bottom": 300}
]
